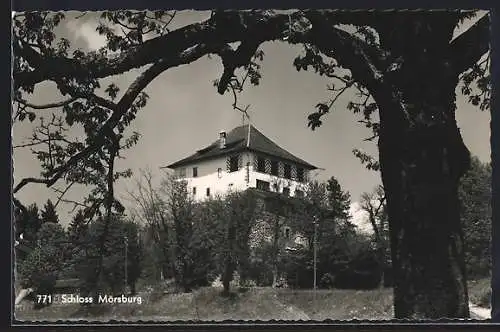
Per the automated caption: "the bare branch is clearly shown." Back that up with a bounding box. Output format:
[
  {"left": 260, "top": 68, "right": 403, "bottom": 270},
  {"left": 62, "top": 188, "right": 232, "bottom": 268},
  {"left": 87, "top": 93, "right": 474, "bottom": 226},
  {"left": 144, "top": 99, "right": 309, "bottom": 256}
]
[
  {"left": 52, "top": 181, "right": 76, "bottom": 209},
  {"left": 14, "top": 96, "right": 77, "bottom": 110},
  {"left": 13, "top": 177, "right": 56, "bottom": 193},
  {"left": 13, "top": 44, "right": 213, "bottom": 193}
]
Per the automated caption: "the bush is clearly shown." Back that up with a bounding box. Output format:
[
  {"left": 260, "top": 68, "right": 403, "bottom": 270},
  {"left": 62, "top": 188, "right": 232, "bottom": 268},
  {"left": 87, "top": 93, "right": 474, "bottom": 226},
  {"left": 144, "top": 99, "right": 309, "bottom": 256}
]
[
  {"left": 333, "top": 249, "right": 382, "bottom": 289},
  {"left": 458, "top": 157, "right": 492, "bottom": 279},
  {"left": 17, "top": 223, "right": 68, "bottom": 308},
  {"left": 319, "top": 273, "right": 336, "bottom": 289}
]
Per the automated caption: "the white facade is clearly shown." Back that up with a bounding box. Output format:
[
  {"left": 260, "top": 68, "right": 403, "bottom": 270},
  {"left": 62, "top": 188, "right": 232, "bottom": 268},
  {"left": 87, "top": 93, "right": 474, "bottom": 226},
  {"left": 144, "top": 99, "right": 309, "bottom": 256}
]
[{"left": 173, "top": 151, "right": 310, "bottom": 202}]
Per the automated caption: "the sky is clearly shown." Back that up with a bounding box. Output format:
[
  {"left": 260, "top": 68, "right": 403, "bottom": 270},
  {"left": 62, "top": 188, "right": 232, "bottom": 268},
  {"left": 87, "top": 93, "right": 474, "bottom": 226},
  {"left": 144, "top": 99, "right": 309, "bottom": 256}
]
[{"left": 12, "top": 10, "right": 491, "bottom": 228}]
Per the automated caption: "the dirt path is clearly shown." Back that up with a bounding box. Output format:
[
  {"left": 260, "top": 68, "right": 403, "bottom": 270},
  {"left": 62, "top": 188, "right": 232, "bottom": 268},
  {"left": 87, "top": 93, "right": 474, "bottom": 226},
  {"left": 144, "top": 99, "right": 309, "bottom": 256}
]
[{"left": 469, "top": 302, "right": 491, "bottom": 320}]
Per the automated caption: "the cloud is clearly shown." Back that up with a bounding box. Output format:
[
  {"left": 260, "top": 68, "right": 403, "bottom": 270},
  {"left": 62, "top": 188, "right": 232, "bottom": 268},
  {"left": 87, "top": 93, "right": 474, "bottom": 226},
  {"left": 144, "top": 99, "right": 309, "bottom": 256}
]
[
  {"left": 348, "top": 202, "right": 373, "bottom": 235},
  {"left": 65, "top": 19, "right": 107, "bottom": 51}
]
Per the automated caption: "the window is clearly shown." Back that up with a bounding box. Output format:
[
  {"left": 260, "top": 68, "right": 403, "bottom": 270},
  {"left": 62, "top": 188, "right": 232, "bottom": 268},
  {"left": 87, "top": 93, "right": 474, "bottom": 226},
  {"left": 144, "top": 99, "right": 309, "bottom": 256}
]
[
  {"left": 206, "top": 188, "right": 211, "bottom": 197},
  {"left": 179, "top": 168, "right": 186, "bottom": 178},
  {"left": 192, "top": 187, "right": 197, "bottom": 196},
  {"left": 217, "top": 168, "right": 222, "bottom": 178},
  {"left": 257, "top": 157, "right": 266, "bottom": 172},
  {"left": 229, "top": 155, "right": 239, "bottom": 172},
  {"left": 270, "top": 160, "right": 279, "bottom": 176},
  {"left": 282, "top": 187, "right": 290, "bottom": 196},
  {"left": 297, "top": 167, "right": 305, "bottom": 182},
  {"left": 256, "top": 179, "right": 270, "bottom": 191},
  {"left": 295, "top": 190, "right": 304, "bottom": 198},
  {"left": 192, "top": 167, "right": 198, "bottom": 178},
  {"left": 284, "top": 227, "right": 291, "bottom": 240},
  {"left": 283, "top": 164, "right": 291, "bottom": 179}
]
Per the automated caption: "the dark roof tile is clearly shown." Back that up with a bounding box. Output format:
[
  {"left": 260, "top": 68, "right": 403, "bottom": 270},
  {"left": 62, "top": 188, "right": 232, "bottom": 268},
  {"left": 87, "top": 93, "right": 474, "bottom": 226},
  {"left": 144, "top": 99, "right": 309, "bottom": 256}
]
[{"left": 164, "top": 125, "right": 317, "bottom": 169}]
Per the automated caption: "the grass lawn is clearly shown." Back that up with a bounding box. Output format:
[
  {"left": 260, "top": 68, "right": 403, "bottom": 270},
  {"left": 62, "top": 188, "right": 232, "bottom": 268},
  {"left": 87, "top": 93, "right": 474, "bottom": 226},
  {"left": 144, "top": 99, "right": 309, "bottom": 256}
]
[
  {"left": 15, "top": 281, "right": 490, "bottom": 322},
  {"left": 15, "top": 286, "right": 393, "bottom": 321},
  {"left": 275, "top": 288, "right": 393, "bottom": 321}
]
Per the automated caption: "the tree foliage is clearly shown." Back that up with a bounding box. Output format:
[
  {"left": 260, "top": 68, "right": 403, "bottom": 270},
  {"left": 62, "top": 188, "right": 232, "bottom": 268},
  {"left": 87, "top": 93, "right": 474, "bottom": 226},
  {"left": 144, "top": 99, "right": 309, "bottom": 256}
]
[
  {"left": 16, "top": 203, "right": 42, "bottom": 247},
  {"left": 458, "top": 156, "right": 492, "bottom": 278},
  {"left": 78, "top": 215, "right": 143, "bottom": 295},
  {"left": 360, "top": 185, "right": 391, "bottom": 287},
  {"left": 40, "top": 199, "right": 59, "bottom": 224},
  {"left": 18, "top": 222, "right": 68, "bottom": 307}
]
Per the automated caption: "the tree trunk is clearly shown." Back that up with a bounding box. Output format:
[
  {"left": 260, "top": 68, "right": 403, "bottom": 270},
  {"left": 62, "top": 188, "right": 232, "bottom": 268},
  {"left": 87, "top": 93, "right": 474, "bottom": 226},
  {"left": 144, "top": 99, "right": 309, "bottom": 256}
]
[
  {"left": 222, "top": 259, "right": 233, "bottom": 296},
  {"left": 272, "top": 267, "right": 278, "bottom": 288},
  {"left": 271, "top": 216, "right": 281, "bottom": 288},
  {"left": 377, "top": 57, "right": 471, "bottom": 318},
  {"left": 377, "top": 246, "right": 385, "bottom": 289}
]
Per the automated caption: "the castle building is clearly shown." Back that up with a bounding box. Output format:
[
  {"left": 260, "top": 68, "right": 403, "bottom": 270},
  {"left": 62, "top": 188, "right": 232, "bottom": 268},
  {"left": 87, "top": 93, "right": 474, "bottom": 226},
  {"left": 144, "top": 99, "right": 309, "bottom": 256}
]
[{"left": 163, "top": 124, "right": 318, "bottom": 201}]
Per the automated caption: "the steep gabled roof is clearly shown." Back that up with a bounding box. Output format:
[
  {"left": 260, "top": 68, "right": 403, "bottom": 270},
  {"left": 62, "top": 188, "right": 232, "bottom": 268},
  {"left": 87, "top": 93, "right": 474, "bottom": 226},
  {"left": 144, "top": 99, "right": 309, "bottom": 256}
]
[{"left": 164, "top": 124, "right": 318, "bottom": 169}]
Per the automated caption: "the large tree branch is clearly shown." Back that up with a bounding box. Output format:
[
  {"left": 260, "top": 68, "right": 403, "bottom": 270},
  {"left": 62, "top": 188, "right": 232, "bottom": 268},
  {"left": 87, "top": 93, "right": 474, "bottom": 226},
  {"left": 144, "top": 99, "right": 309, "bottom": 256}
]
[
  {"left": 216, "top": 39, "right": 262, "bottom": 94},
  {"left": 14, "top": 12, "right": 243, "bottom": 88},
  {"left": 13, "top": 43, "right": 218, "bottom": 194},
  {"left": 12, "top": 11, "right": 423, "bottom": 194},
  {"left": 300, "top": 12, "right": 388, "bottom": 94},
  {"left": 448, "top": 14, "right": 490, "bottom": 75},
  {"left": 14, "top": 10, "right": 392, "bottom": 90},
  {"left": 15, "top": 10, "right": 481, "bottom": 92}
]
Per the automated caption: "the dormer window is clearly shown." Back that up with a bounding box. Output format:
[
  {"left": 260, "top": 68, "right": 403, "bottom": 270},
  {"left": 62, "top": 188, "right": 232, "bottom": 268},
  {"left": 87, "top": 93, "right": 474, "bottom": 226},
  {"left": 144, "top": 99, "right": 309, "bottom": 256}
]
[{"left": 219, "top": 131, "right": 227, "bottom": 149}]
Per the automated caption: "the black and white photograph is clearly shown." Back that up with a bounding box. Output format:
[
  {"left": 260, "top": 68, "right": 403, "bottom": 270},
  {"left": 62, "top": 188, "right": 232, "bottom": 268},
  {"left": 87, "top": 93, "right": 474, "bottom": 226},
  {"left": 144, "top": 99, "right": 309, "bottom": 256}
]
[{"left": 11, "top": 8, "right": 495, "bottom": 323}]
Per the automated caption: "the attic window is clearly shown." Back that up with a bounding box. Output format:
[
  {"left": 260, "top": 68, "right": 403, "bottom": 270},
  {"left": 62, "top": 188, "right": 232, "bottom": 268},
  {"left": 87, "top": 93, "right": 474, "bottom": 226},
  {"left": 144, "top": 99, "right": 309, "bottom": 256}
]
[
  {"left": 228, "top": 155, "right": 239, "bottom": 172},
  {"left": 257, "top": 157, "right": 266, "bottom": 172},
  {"left": 192, "top": 167, "right": 198, "bottom": 178},
  {"left": 283, "top": 164, "right": 291, "bottom": 179},
  {"left": 297, "top": 168, "right": 305, "bottom": 182},
  {"left": 270, "top": 160, "right": 279, "bottom": 176}
]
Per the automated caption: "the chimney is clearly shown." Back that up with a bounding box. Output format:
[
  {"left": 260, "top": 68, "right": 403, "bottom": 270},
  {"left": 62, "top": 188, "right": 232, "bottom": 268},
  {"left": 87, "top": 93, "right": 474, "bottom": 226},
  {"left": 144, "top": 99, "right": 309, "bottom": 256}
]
[{"left": 219, "top": 130, "right": 227, "bottom": 149}]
